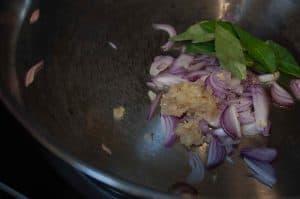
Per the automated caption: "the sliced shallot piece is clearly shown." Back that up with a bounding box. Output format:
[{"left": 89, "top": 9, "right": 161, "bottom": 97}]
[
  {"left": 238, "top": 110, "right": 255, "bottom": 125},
  {"left": 184, "top": 70, "right": 210, "bottom": 82},
  {"left": 261, "top": 121, "right": 271, "bottom": 136},
  {"left": 152, "top": 73, "right": 186, "bottom": 90},
  {"left": 241, "top": 122, "right": 259, "bottom": 136},
  {"left": 199, "top": 119, "right": 211, "bottom": 135},
  {"left": 244, "top": 157, "right": 276, "bottom": 188},
  {"left": 29, "top": 9, "right": 40, "bottom": 24},
  {"left": 186, "top": 152, "right": 205, "bottom": 184},
  {"left": 207, "top": 136, "right": 227, "bottom": 168},
  {"left": 258, "top": 72, "right": 280, "bottom": 84},
  {"left": 290, "top": 79, "right": 300, "bottom": 100},
  {"left": 205, "top": 70, "right": 231, "bottom": 99},
  {"left": 168, "top": 54, "right": 193, "bottom": 74},
  {"left": 152, "top": 24, "right": 176, "bottom": 51},
  {"left": 25, "top": 60, "right": 44, "bottom": 87},
  {"left": 271, "top": 82, "right": 294, "bottom": 107},
  {"left": 150, "top": 56, "right": 174, "bottom": 76},
  {"left": 221, "top": 105, "right": 242, "bottom": 139},
  {"left": 240, "top": 147, "right": 277, "bottom": 162},
  {"left": 212, "top": 128, "right": 240, "bottom": 145},
  {"left": 251, "top": 85, "right": 269, "bottom": 131},
  {"left": 229, "top": 97, "right": 252, "bottom": 112},
  {"left": 161, "top": 115, "right": 179, "bottom": 147},
  {"left": 147, "top": 92, "right": 162, "bottom": 120}
]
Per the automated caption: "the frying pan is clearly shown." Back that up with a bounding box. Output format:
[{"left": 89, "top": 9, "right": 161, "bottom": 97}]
[{"left": 1, "top": 0, "right": 300, "bottom": 198}]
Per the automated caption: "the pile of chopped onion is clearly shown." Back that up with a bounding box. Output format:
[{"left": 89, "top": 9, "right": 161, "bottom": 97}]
[{"left": 147, "top": 24, "right": 300, "bottom": 191}]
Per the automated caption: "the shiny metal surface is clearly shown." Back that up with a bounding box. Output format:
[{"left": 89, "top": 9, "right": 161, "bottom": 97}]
[{"left": 1, "top": 0, "right": 300, "bottom": 198}]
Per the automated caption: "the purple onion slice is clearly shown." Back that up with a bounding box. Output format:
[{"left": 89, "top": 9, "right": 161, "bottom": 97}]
[
  {"left": 207, "top": 136, "right": 227, "bottom": 168},
  {"left": 271, "top": 82, "right": 294, "bottom": 107},
  {"left": 152, "top": 24, "right": 176, "bottom": 51},
  {"left": 241, "top": 147, "right": 277, "bottom": 162},
  {"left": 221, "top": 105, "right": 242, "bottom": 139},
  {"left": 161, "top": 115, "right": 179, "bottom": 147}
]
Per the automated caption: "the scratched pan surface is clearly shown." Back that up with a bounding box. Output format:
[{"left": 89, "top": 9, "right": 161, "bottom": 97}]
[{"left": 1, "top": 0, "right": 300, "bottom": 198}]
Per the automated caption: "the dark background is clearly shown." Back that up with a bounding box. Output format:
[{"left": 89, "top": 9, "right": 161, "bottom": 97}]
[{"left": 0, "top": 102, "right": 84, "bottom": 199}]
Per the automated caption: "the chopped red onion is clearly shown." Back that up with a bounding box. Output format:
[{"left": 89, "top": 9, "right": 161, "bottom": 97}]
[
  {"left": 238, "top": 110, "right": 255, "bottom": 124},
  {"left": 147, "top": 93, "right": 162, "bottom": 120},
  {"left": 184, "top": 70, "right": 210, "bottom": 82},
  {"left": 186, "top": 152, "right": 205, "bottom": 184},
  {"left": 168, "top": 54, "right": 193, "bottom": 74},
  {"left": 149, "top": 56, "right": 174, "bottom": 76},
  {"left": 207, "top": 136, "right": 227, "bottom": 168},
  {"left": 213, "top": 128, "right": 240, "bottom": 146},
  {"left": 251, "top": 85, "right": 269, "bottom": 131},
  {"left": 161, "top": 115, "right": 179, "bottom": 147},
  {"left": 25, "top": 60, "right": 44, "bottom": 87},
  {"left": 146, "top": 82, "right": 158, "bottom": 91},
  {"left": 152, "top": 24, "right": 176, "bottom": 51},
  {"left": 229, "top": 97, "right": 252, "bottom": 113},
  {"left": 205, "top": 70, "right": 231, "bottom": 99},
  {"left": 244, "top": 157, "right": 276, "bottom": 188},
  {"left": 199, "top": 119, "right": 211, "bottom": 135},
  {"left": 261, "top": 121, "right": 271, "bottom": 136},
  {"left": 271, "top": 82, "right": 294, "bottom": 107},
  {"left": 241, "top": 122, "right": 260, "bottom": 136},
  {"left": 29, "top": 9, "right": 40, "bottom": 24},
  {"left": 152, "top": 73, "right": 187, "bottom": 90},
  {"left": 258, "top": 72, "right": 280, "bottom": 84},
  {"left": 221, "top": 105, "right": 242, "bottom": 139},
  {"left": 290, "top": 79, "right": 300, "bottom": 100},
  {"left": 241, "top": 147, "right": 277, "bottom": 162}
]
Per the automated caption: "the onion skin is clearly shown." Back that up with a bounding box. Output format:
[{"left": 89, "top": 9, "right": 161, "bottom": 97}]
[{"left": 290, "top": 79, "right": 300, "bottom": 100}]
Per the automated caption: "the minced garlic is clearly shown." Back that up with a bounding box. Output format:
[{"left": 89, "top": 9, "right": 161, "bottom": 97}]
[
  {"left": 113, "top": 106, "right": 125, "bottom": 120},
  {"left": 161, "top": 81, "right": 219, "bottom": 147},
  {"left": 160, "top": 81, "right": 219, "bottom": 121},
  {"left": 175, "top": 120, "right": 205, "bottom": 147}
]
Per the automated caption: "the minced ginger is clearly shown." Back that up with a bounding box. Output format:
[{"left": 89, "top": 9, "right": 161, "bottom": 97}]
[{"left": 160, "top": 81, "right": 219, "bottom": 147}]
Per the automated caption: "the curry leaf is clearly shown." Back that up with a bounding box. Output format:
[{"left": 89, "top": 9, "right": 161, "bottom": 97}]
[
  {"left": 215, "top": 24, "right": 246, "bottom": 79},
  {"left": 233, "top": 26, "right": 277, "bottom": 73},
  {"left": 186, "top": 41, "right": 215, "bottom": 55},
  {"left": 266, "top": 40, "right": 298, "bottom": 65},
  {"left": 171, "top": 23, "right": 214, "bottom": 43},
  {"left": 266, "top": 40, "right": 300, "bottom": 77},
  {"left": 277, "top": 61, "right": 300, "bottom": 78},
  {"left": 200, "top": 20, "right": 236, "bottom": 35}
]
